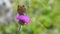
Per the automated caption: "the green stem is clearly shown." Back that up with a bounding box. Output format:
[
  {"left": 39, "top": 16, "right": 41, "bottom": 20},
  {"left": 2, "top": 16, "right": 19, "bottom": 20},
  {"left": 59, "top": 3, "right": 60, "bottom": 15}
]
[{"left": 18, "top": 25, "right": 22, "bottom": 34}]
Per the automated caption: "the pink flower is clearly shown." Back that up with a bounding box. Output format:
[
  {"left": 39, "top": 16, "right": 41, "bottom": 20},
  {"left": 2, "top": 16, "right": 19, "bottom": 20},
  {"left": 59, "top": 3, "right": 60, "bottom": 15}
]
[{"left": 16, "top": 13, "right": 30, "bottom": 24}]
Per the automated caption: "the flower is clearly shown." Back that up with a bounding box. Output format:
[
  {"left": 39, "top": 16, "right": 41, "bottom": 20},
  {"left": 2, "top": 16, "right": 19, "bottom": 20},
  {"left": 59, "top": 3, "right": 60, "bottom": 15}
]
[{"left": 16, "top": 13, "right": 30, "bottom": 24}]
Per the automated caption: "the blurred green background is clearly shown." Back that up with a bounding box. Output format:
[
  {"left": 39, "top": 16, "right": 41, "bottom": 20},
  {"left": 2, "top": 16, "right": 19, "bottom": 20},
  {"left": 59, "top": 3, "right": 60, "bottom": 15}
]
[{"left": 0, "top": 0, "right": 60, "bottom": 34}]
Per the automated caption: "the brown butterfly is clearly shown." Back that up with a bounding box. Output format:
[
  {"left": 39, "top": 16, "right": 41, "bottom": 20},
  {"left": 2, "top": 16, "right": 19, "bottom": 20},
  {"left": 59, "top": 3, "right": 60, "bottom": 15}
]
[{"left": 17, "top": 4, "right": 26, "bottom": 15}]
